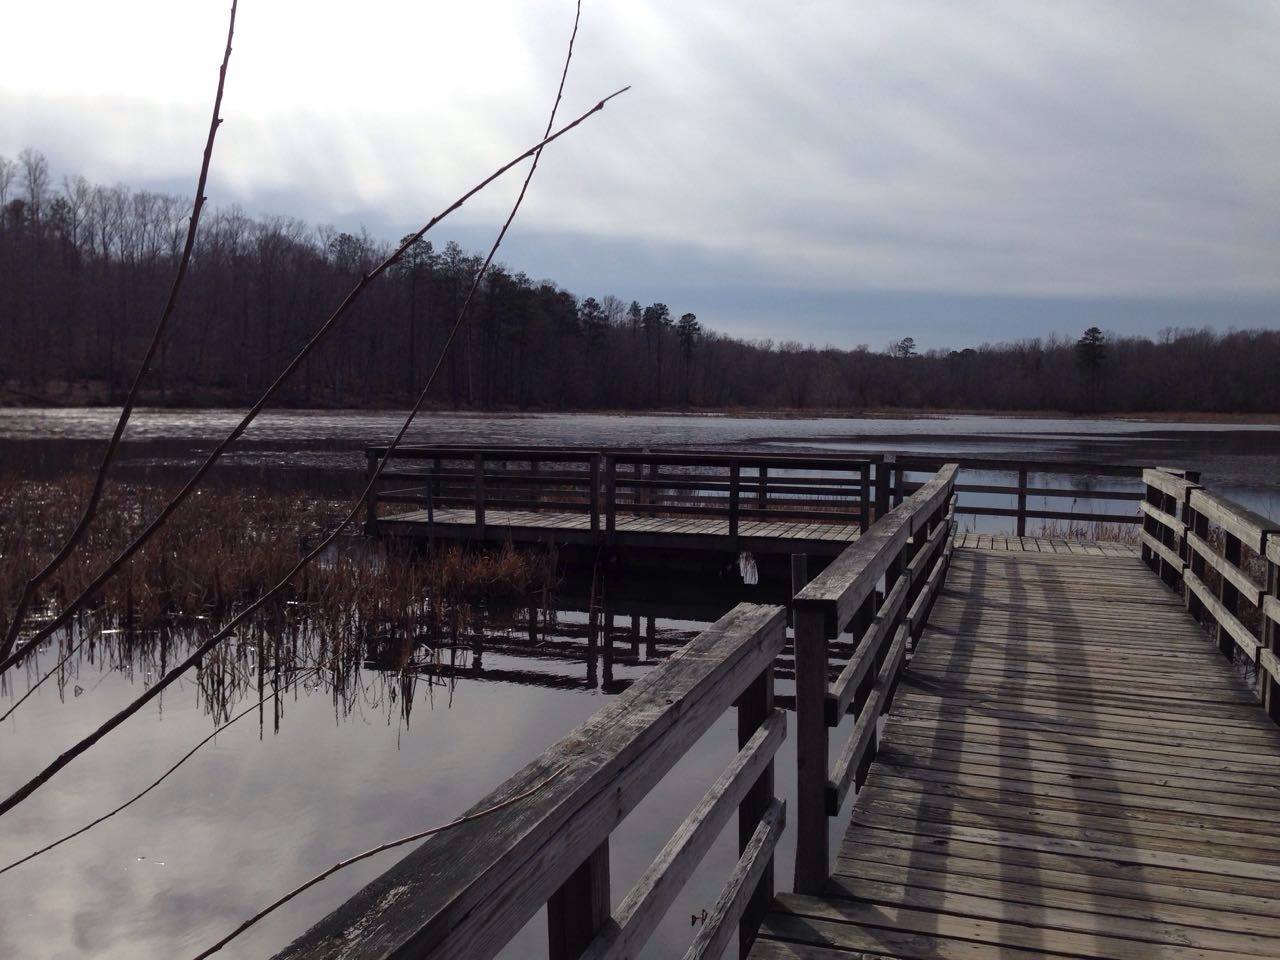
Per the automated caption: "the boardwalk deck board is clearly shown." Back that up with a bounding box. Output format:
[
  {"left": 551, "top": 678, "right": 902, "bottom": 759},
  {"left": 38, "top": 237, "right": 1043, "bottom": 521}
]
[
  {"left": 749, "top": 539, "right": 1280, "bottom": 960},
  {"left": 378, "top": 506, "right": 867, "bottom": 555}
]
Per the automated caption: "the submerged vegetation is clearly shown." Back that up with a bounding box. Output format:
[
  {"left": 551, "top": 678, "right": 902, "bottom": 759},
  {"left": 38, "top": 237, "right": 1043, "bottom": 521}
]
[{"left": 0, "top": 465, "right": 561, "bottom": 723}]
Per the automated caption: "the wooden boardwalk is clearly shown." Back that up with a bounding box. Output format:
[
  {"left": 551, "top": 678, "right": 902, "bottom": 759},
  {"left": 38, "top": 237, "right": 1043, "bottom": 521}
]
[
  {"left": 380, "top": 506, "right": 865, "bottom": 555},
  {"left": 753, "top": 539, "right": 1280, "bottom": 960}
]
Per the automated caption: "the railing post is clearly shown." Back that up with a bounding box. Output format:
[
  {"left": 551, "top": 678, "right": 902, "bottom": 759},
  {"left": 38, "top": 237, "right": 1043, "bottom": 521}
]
[
  {"left": 757, "top": 464, "right": 769, "bottom": 510},
  {"left": 892, "top": 465, "right": 904, "bottom": 506},
  {"left": 530, "top": 458, "right": 540, "bottom": 512},
  {"left": 1264, "top": 535, "right": 1279, "bottom": 724},
  {"left": 1187, "top": 501, "right": 1208, "bottom": 618},
  {"left": 364, "top": 450, "right": 379, "bottom": 535},
  {"left": 873, "top": 458, "right": 890, "bottom": 522},
  {"left": 589, "top": 454, "right": 601, "bottom": 534},
  {"left": 790, "top": 554, "right": 809, "bottom": 597},
  {"left": 793, "top": 606, "right": 829, "bottom": 894},
  {"left": 425, "top": 463, "right": 435, "bottom": 544},
  {"left": 737, "top": 664, "right": 774, "bottom": 958},
  {"left": 605, "top": 454, "right": 617, "bottom": 534},
  {"left": 547, "top": 840, "right": 611, "bottom": 960},
  {"left": 1016, "top": 468, "right": 1028, "bottom": 537},
  {"left": 646, "top": 460, "right": 659, "bottom": 517},
  {"left": 729, "top": 460, "right": 741, "bottom": 539},
  {"left": 473, "top": 452, "right": 486, "bottom": 537},
  {"left": 1159, "top": 488, "right": 1181, "bottom": 588},
  {"left": 1141, "top": 479, "right": 1157, "bottom": 572},
  {"left": 858, "top": 463, "right": 870, "bottom": 533},
  {"left": 1219, "top": 532, "right": 1242, "bottom": 659}
]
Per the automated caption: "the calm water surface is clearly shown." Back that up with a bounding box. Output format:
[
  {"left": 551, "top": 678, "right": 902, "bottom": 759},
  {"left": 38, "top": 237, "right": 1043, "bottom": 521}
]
[{"left": 2, "top": 409, "right": 1278, "bottom": 958}]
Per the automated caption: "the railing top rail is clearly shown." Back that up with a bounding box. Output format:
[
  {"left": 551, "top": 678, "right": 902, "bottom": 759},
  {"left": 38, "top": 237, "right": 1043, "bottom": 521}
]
[
  {"left": 892, "top": 454, "right": 1144, "bottom": 478},
  {"left": 605, "top": 451, "right": 873, "bottom": 469},
  {"left": 368, "top": 444, "right": 877, "bottom": 469},
  {"left": 1142, "top": 467, "right": 1200, "bottom": 499},
  {"left": 794, "top": 463, "right": 958, "bottom": 633},
  {"left": 1187, "top": 487, "right": 1280, "bottom": 553},
  {"left": 274, "top": 602, "right": 786, "bottom": 960}
]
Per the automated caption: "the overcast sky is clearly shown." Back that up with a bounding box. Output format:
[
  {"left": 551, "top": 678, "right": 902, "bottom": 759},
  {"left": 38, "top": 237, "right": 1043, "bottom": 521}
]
[{"left": 3, "top": 1, "right": 1278, "bottom": 349}]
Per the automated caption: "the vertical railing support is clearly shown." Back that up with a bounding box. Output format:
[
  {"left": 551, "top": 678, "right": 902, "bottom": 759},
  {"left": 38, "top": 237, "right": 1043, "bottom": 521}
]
[
  {"left": 758, "top": 464, "right": 769, "bottom": 510},
  {"left": 729, "top": 460, "right": 741, "bottom": 540},
  {"left": 604, "top": 454, "right": 617, "bottom": 534},
  {"left": 364, "top": 450, "right": 379, "bottom": 536},
  {"left": 858, "top": 463, "right": 871, "bottom": 533},
  {"left": 736, "top": 665, "right": 774, "bottom": 958},
  {"left": 791, "top": 554, "right": 809, "bottom": 597},
  {"left": 589, "top": 454, "right": 601, "bottom": 534},
  {"left": 873, "top": 458, "right": 890, "bottom": 522},
  {"left": 425, "top": 463, "right": 435, "bottom": 544},
  {"left": 1016, "top": 468, "right": 1028, "bottom": 537},
  {"left": 1264, "top": 535, "right": 1279, "bottom": 724},
  {"left": 793, "top": 605, "right": 829, "bottom": 894},
  {"left": 1187, "top": 502, "right": 1208, "bottom": 619},
  {"left": 1219, "top": 532, "right": 1242, "bottom": 659},
  {"left": 547, "top": 840, "right": 611, "bottom": 960},
  {"left": 473, "top": 452, "right": 486, "bottom": 538},
  {"left": 530, "top": 459, "right": 540, "bottom": 512}
]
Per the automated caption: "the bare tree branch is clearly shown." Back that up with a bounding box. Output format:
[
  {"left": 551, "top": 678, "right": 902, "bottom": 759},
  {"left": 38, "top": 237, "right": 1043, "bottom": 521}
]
[
  {"left": 0, "top": 83, "right": 629, "bottom": 682},
  {"left": 0, "top": 0, "right": 239, "bottom": 663},
  {"left": 0, "top": 80, "right": 628, "bottom": 816}
]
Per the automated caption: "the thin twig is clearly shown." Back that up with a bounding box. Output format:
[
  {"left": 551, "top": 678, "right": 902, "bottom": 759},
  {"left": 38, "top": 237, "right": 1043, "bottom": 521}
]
[
  {"left": 0, "top": 689, "right": 279, "bottom": 876},
  {"left": 0, "top": 0, "right": 239, "bottom": 663},
  {"left": 0, "top": 83, "right": 629, "bottom": 682},
  {"left": 189, "top": 764, "right": 565, "bottom": 960},
  {"left": 0, "top": 73, "right": 627, "bottom": 817}
]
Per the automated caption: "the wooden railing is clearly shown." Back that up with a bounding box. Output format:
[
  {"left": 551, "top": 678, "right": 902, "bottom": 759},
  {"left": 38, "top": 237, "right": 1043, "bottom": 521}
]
[
  {"left": 275, "top": 603, "right": 788, "bottom": 960},
  {"left": 893, "top": 454, "right": 1143, "bottom": 535},
  {"left": 367, "top": 445, "right": 881, "bottom": 537},
  {"left": 790, "top": 463, "right": 959, "bottom": 892},
  {"left": 1140, "top": 468, "right": 1280, "bottom": 724}
]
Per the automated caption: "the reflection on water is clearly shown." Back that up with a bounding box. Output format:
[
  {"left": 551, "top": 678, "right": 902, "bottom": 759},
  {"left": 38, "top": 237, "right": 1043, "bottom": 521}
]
[
  {"left": 4, "top": 408, "right": 1279, "bottom": 957},
  {"left": 0, "top": 570, "right": 788, "bottom": 960},
  {"left": 3, "top": 407, "right": 1278, "bottom": 517}
]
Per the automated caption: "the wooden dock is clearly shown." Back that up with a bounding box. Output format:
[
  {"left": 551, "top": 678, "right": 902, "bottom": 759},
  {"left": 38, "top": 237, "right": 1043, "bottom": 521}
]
[
  {"left": 276, "top": 459, "right": 1279, "bottom": 960},
  {"left": 380, "top": 506, "right": 865, "bottom": 555},
  {"left": 754, "top": 536, "right": 1280, "bottom": 959}
]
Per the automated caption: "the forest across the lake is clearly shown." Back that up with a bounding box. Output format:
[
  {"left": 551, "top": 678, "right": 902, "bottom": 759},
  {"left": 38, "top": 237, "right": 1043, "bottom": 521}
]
[{"left": 3, "top": 148, "right": 1278, "bottom": 415}]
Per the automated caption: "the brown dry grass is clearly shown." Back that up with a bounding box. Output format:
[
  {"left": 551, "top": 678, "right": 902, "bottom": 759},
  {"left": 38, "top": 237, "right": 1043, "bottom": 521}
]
[{"left": 0, "top": 467, "right": 559, "bottom": 719}]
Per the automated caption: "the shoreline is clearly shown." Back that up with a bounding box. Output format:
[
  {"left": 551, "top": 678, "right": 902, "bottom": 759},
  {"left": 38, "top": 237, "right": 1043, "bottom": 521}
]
[{"left": 2, "top": 396, "right": 1279, "bottom": 427}]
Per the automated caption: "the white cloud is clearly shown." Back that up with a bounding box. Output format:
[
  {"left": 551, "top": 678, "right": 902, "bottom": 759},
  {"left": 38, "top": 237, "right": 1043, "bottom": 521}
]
[{"left": 2, "top": 0, "right": 1278, "bottom": 343}]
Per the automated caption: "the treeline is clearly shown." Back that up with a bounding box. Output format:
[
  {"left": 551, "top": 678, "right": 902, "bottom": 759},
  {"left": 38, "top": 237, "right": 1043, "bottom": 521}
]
[{"left": 2, "top": 148, "right": 1278, "bottom": 413}]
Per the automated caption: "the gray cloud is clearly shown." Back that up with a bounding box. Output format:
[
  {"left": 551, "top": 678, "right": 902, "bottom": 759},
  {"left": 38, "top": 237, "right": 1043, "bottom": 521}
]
[{"left": 2, "top": 0, "right": 1277, "bottom": 349}]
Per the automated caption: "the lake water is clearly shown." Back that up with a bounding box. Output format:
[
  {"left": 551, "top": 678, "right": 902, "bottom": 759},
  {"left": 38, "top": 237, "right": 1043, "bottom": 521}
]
[{"left": 2, "top": 409, "right": 1278, "bottom": 959}]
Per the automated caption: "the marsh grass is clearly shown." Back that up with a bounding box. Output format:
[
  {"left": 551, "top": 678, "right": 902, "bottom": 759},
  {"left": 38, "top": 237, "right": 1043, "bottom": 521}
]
[{"left": 0, "top": 466, "right": 559, "bottom": 722}]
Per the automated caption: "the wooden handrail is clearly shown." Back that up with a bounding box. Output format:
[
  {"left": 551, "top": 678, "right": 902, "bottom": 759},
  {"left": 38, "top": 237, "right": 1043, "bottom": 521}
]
[
  {"left": 1139, "top": 468, "right": 1280, "bottom": 726},
  {"left": 792, "top": 464, "right": 959, "bottom": 894},
  {"left": 275, "top": 603, "right": 787, "bottom": 960}
]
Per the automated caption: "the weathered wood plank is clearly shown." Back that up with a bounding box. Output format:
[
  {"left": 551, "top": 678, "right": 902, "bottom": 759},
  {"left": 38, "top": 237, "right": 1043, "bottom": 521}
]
[
  {"left": 1143, "top": 467, "right": 1201, "bottom": 500},
  {"left": 683, "top": 799, "right": 785, "bottom": 960},
  {"left": 1189, "top": 488, "right": 1278, "bottom": 553},
  {"left": 1140, "top": 528, "right": 1184, "bottom": 571},
  {"left": 1186, "top": 529, "right": 1264, "bottom": 604},
  {"left": 751, "top": 542, "right": 1280, "bottom": 960},
  {"left": 582, "top": 711, "right": 785, "bottom": 960},
  {"left": 1185, "top": 568, "right": 1261, "bottom": 661}
]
